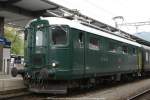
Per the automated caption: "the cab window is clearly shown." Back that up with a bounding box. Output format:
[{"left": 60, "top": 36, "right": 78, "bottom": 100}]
[
  {"left": 51, "top": 26, "right": 68, "bottom": 46},
  {"left": 36, "top": 30, "right": 44, "bottom": 46}
]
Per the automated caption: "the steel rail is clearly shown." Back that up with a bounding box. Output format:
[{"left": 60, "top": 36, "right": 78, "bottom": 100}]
[
  {"left": 0, "top": 91, "right": 31, "bottom": 100},
  {"left": 127, "top": 88, "right": 150, "bottom": 100}
]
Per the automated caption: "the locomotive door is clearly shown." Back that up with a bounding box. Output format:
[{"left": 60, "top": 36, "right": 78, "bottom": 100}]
[
  {"left": 137, "top": 48, "right": 142, "bottom": 72},
  {"left": 32, "top": 26, "right": 48, "bottom": 65},
  {"left": 72, "top": 29, "right": 85, "bottom": 77}
]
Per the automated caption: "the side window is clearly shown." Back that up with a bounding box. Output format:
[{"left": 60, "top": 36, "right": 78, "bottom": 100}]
[
  {"left": 122, "top": 45, "right": 128, "bottom": 54},
  {"left": 24, "top": 29, "right": 28, "bottom": 40},
  {"left": 149, "top": 53, "right": 150, "bottom": 63},
  {"left": 89, "top": 37, "right": 99, "bottom": 50},
  {"left": 116, "top": 46, "right": 122, "bottom": 53},
  {"left": 132, "top": 47, "right": 136, "bottom": 55},
  {"left": 79, "top": 32, "right": 83, "bottom": 43},
  {"left": 77, "top": 32, "right": 84, "bottom": 48},
  {"left": 146, "top": 52, "right": 149, "bottom": 62},
  {"left": 109, "top": 42, "right": 116, "bottom": 52}
]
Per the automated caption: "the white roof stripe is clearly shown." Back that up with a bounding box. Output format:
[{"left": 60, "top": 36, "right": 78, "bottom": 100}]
[
  {"left": 141, "top": 45, "right": 150, "bottom": 50},
  {"left": 39, "top": 17, "right": 141, "bottom": 47}
]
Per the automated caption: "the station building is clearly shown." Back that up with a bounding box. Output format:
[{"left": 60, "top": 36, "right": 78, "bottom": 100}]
[{"left": 0, "top": 37, "right": 11, "bottom": 75}]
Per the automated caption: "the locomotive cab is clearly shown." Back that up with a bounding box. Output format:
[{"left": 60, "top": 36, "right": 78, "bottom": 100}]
[
  {"left": 24, "top": 18, "right": 72, "bottom": 79},
  {"left": 11, "top": 18, "right": 73, "bottom": 93}
]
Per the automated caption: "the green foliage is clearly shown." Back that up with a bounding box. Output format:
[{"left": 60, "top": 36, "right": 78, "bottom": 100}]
[{"left": 4, "top": 26, "right": 24, "bottom": 55}]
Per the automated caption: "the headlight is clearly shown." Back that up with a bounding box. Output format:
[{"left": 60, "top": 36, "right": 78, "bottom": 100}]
[
  {"left": 51, "top": 61, "right": 59, "bottom": 67},
  {"left": 52, "top": 62, "right": 56, "bottom": 67}
]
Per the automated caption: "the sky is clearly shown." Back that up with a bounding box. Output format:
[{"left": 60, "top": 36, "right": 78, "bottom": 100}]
[{"left": 50, "top": 0, "right": 150, "bottom": 34}]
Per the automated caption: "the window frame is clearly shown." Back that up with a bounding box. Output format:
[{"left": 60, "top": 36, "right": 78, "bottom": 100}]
[
  {"left": 50, "top": 25, "right": 69, "bottom": 47},
  {"left": 88, "top": 36, "right": 100, "bottom": 51},
  {"left": 35, "top": 30, "right": 45, "bottom": 46},
  {"left": 122, "top": 45, "right": 128, "bottom": 54},
  {"left": 108, "top": 41, "right": 118, "bottom": 53},
  {"left": 132, "top": 47, "right": 137, "bottom": 55},
  {"left": 146, "top": 51, "right": 149, "bottom": 62}
]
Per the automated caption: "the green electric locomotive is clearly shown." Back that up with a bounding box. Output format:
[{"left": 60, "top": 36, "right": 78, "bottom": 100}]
[{"left": 11, "top": 17, "right": 150, "bottom": 94}]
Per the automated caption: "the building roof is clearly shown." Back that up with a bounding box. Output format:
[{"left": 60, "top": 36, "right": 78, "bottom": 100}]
[{"left": 0, "top": 0, "right": 58, "bottom": 27}]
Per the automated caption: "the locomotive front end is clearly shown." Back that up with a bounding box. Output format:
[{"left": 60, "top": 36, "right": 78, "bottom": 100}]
[{"left": 11, "top": 18, "right": 72, "bottom": 94}]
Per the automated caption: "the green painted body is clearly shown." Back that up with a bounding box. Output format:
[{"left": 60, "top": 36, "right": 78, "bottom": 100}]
[
  {"left": 141, "top": 48, "right": 150, "bottom": 71},
  {"left": 24, "top": 18, "right": 141, "bottom": 81},
  {"left": 70, "top": 28, "right": 139, "bottom": 78}
]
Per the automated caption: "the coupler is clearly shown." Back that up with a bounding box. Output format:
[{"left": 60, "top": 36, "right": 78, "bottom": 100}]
[{"left": 11, "top": 67, "right": 25, "bottom": 77}]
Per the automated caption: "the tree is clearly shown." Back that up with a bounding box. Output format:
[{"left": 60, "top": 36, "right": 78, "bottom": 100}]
[{"left": 4, "top": 26, "right": 24, "bottom": 55}]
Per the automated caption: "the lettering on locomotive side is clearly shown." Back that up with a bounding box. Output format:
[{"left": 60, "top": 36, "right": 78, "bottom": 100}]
[{"left": 100, "top": 57, "right": 108, "bottom": 62}]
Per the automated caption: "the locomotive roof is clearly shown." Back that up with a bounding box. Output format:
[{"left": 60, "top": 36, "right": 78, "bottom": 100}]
[
  {"left": 141, "top": 45, "right": 150, "bottom": 50},
  {"left": 28, "top": 17, "right": 141, "bottom": 47},
  {"left": 44, "top": 17, "right": 141, "bottom": 47}
]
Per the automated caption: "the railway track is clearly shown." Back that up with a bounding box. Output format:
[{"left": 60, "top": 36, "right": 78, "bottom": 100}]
[
  {"left": 5, "top": 88, "right": 150, "bottom": 100},
  {"left": 3, "top": 78, "right": 150, "bottom": 100},
  {"left": 2, "top": 81, "right": 123, "bottom": 100},
  {"left": 128, "top": 88, "right": 150, "bottom": 100},
  {"left": 0, "top": 89, "right": 31, "bottom": 100}
]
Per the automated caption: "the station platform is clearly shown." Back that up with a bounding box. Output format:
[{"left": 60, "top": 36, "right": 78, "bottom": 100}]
[{"left": 0, "top": 75, "right": 25, "bottom": 94}]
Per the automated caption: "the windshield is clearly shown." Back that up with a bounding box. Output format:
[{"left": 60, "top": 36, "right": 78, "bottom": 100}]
[
  {"left": 36, "top": 30, "right": 44, "bottom": 46},
  {"left": 51, "top": 26, "right": 68, "bottom": 46}
]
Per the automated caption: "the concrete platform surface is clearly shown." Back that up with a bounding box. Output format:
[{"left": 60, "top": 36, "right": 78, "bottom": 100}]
[{"left": 0, "top": 75, "right": 25, "bottom": 93}]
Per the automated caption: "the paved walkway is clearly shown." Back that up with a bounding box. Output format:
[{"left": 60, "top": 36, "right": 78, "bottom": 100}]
[{"left": 0, "top": 75, "right": 25, "bottom": 93}]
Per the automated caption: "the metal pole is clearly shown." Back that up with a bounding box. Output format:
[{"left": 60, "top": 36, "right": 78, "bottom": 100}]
[{"left": 0, "top": 17, "right": 4, "bottom": 73}]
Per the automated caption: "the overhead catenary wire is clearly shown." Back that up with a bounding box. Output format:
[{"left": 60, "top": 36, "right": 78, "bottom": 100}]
[{"left": 85, "top": 0, "right": 116, "bottom": 16}]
